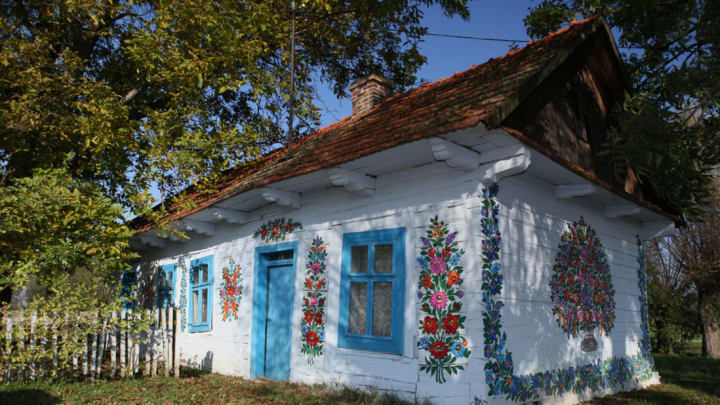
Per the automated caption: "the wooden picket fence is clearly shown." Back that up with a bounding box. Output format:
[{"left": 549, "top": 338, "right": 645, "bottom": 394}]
[{"left": 1, "top": 307, "right": 179, "bottom": 382}]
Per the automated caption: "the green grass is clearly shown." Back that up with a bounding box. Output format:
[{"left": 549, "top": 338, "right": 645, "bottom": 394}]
[
  {"left": 584, "top": 354, "right": 720, "bottom": 405},
  {"left": 2, "top": 354, "right": 718, "bottom": 404},
  {"left": 0, "top": 368, "right": 413, "bottom": 405}
]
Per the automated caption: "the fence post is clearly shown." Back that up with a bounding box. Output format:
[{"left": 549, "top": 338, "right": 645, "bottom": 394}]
[
  {"left": 109, "top": 311, "right": 116, "bottom": 378},
  {"left": 166, "top": 306, "right": 173, "bottom": 377},
  {"left": 96, "top": 314, "right": 108, "bottom": 379},
  {"left": 173, "top": 307, "right": 180, "bottom": 378},
  {"left": 29, "top": 312, "right": 36, "bottom": 381},
  {"left": 4, "top": 314, "right": 12, "bottom": 382},
  {"left": 151, "top": 309, "right": 158, "bottom": 377},
  {"left": 161, "top": 306, "right": 169, "bottom": 377},
  {"left": 51, "top": 315, "right": 58, "bottom": 374},
  {"left": 119, "top": 311, "right": 126, "bottom": 378}
]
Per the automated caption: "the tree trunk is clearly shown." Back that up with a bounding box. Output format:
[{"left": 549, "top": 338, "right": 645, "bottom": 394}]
[{"left": 698, "top": 288, "right": 720, "bottom": 358}]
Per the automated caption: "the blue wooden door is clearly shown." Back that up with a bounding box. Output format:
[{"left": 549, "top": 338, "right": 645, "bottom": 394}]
[{"left": 251, "top": 243, "right": 297, "bottom": 380}]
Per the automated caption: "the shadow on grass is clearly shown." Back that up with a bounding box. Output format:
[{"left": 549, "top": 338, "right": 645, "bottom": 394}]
[
  {"left": 179, "top": 365, "right": 211, "bottom": 378},
  {"left": 0, "top": 389, "right": 59, "bottom": 405},
  {"left": 654, "top": 354, "right": 720, "bottom": 398}
]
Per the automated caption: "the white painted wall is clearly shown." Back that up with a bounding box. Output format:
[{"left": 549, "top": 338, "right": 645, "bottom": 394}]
[{"left": 138, "top": 145, "right": 658, "bottom": 405}]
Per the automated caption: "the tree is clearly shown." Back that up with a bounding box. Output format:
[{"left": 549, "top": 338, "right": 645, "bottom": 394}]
[
  {"left": 0, "top": 1, "right": 471, "bottom": 302},
  {"left": 1, "top": 0, "right": 470, "bottom": 218},
  {"left": 0, "top": 168, "right": 135, "bottom": 304},
  {"left": 665, "top": 176, "right": 720, "bottom": 357},
  {"left": 524, "top": 0, "right": 720, "bottom": 214},
  {"left": 644, "top": 238, "right": 701, "bottom": 354}
]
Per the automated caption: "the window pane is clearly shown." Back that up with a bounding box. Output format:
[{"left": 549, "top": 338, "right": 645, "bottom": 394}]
[
  {"left": 372, "top": 282, "right": 392, "bottom": 337},
  {"left": 351, "top": 246, "right": 368, "bottom": 273},
  {"left": 192, "top": 290, "right": 199, "bottom": 323},
  {"left": 201, "top": 264, "right": 208, "bottom": 283},
  {"left": 374, "top": 244, "right": 393, "bottom": 273},
  {"left": 201, "top": 289, "right": 208, "bottom": 323},
  {"left": 266, "top": 250, "right": 293, "bottom": 261},
  {"left": 191, "top": 268, "right": 198, "bottom": 284},
  {"left": 348, "top": 282, "right": 367, "bottom": 334}
]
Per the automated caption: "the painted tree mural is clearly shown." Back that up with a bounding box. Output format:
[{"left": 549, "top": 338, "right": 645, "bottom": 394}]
[{"left": 550, "top": 218, "right": 616, "bottom": 351}]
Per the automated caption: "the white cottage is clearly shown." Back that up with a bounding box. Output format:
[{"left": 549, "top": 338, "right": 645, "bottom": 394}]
[{"left": 130, "top": 17, "right": 676, "bottom": 404}]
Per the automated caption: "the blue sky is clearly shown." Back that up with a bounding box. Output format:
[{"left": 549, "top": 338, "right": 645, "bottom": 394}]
[{"left": 315, "top": 1, "right": 536, "bottom": 126}]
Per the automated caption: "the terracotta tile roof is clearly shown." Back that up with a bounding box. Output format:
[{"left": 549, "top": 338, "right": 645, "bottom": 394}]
[{"left": 134, "top": 17, "right": 653, "bottom": 232}]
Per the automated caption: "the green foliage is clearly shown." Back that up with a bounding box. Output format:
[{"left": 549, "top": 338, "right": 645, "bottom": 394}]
[
  {"left": 0, "top": 273, "right": 153, "bottom": 381},
  {"left": 524, "top": 0, "right": 720, "bottom": 213},
  {"left": 0, "top": 168, "right": 135, "bottom": 291},
  {"left": 0, "top": 0, "right": 471, "bottom": 222}
]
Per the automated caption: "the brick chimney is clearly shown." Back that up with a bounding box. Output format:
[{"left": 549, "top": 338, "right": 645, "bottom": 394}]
[{"left": 349, "top": 74, "right": 393, "bottom": 115}]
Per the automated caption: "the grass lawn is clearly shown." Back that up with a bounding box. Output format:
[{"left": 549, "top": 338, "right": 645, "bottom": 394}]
[
  {"left": 1, "top": 353, "right": 719, "bottom": 404},
  {"left": 584, "top": 354, "right": 720, "bottom": 405},
  {"left": 0, "top": 368, "right": 413, "bottom": 405}
]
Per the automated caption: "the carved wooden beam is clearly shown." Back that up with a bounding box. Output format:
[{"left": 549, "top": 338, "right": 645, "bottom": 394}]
[
  {"left": 428, "top": 137, "right": 481, "bottom": 171},
  {"left": 261, "top": 188, "right": 301, "bottom": 209},
  {"left": 554, "top": 184, "right": 597, "bottom": 199},
  {"left": 180, "top": 219, "right": 216, "bottom": 236},
  {"left": 211, "top": 207, "right": 248, "bottom": 224},
  {"left": 638, "top": 220, "right": 675, "bottom": 240},
  {"left": 603, "top": 204, "right": 641, "bottom": 218},
  {"left": 329, "top": 168, "right": 375, "bottom": 196},
  {"left": 479, "top": 145, "right": 531, "bottom": 184}
]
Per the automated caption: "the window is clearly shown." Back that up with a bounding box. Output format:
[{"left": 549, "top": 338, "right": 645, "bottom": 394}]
[
  {"left": 157, "top": 263, "right": 176, "bottom": 308},
  {"left": 121, "top": 270, "right": 138, "bottom": 310},
  {"left": 189, "top": 256, "right": 214, "bottom": 332},
  {"left": 338, "top": 228, "right": 406, "bottom": 354}
]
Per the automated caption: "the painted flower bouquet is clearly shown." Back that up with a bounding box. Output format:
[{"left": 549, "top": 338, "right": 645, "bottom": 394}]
[
  {"left": 300, "top": 236, "right": 328, "bottom": 363},
  {"left": 550, "top": 218, "right": 616, "bottom": 344},
  {"left": 417, "top": 216, "right": 470, "bottom": 383},
  {"left": 253, "top": 217, "right": 302, "bottom": 243},
  {"left": 220, "top": 260, "right": 243, "bottom": 321}
]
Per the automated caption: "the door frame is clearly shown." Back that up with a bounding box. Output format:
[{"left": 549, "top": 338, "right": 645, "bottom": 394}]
[{"left": 250, "top": 241, "right": 298, "bottom": 380}]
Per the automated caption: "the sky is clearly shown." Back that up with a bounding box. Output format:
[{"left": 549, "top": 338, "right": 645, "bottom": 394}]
[{"left": 314, "top": 1, "right": 537, "bottom": 127}]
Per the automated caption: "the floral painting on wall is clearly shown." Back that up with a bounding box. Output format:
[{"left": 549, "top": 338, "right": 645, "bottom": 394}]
[
  {"left": 480, "top": 185, "right": 655, "bottom": 402},
  {"left": 219, "top": 259, "right": 243, "bottom": 321},
  {"left": 417, "top": 216, "right": 470, "bottom": 383},
  {"left": 300, "top": 236, "right": 328, "bottom": 363},
  {"left": 253, "top": 218, "right": 302, "bottom": 243},
  {"left": 179, "top": 262, "right": 188, "bottom": 331},
  {"left": 549, "top": 218, "right": 616, "bottom": 351}
]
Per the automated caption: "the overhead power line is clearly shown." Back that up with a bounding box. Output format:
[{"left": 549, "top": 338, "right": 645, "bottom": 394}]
[{"left": 424, "top": 32, "right": 529, "bottom": 43}]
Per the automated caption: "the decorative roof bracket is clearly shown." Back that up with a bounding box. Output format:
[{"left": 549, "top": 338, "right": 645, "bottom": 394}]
[
  {"left": 261, "top": 187, "right": 301, "bottom": 209},
  {"left": 138, "top": 233, "right": 167, "bottom": 248},
  {"left": 603, "top": 204, "right": 641, "bottom": 218},
  {"left": 180, "top": 219, "right": 216, "bottom": 236},
  {"left": 429, "top": 137, "right": 482, "bottom": 171},
  {"left": 478, "top": 144, "right": 531, "bottom": 184},
  {"left": 211, "top": 207, "right": 248, "bottom": 224},
  {"left": 329, "top": 168, "right": 375, "bottom": 196},
  {"left": 638, "top": 220, "right": 675, "bottom": 240},
  {"left": 554, "top": 183, "right": 597, "bottom": 199}
]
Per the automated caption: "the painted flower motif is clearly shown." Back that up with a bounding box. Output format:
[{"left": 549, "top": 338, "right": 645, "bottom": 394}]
[
  {"left": 418, "top": 215, "right": 469, "bottom": 383},
  {"left": 484, "top": 345, "right": 492, "bottom": 358},
  {"left": 301, "top": 235, "right": 328, "bottom": 364},
  {"left": 430, "top": 291, "right": 448, "bottom": 309},
  {"left": 219, "top": 260, "right": 243, "bottom": 321},
  {"left": 429, "top": 340, "right": 449, "bottom": 359},
  {"left": 447, "top": 271, "right": 460, "bottom": 287},
  {"left": 421, "top": 275, "right": 434, "bottom": 289},
  {"left": 450, "top": 341, "right": 465, "bottom": 357},
  {"left": 423, "top": 316, "right": 439, "bottom": 334},
  {"left": 430, "top": 255, "right": 446, "bottom": 274},
  {"left": 306, "top": 331, "right": 319, "bottom": 346},
  {"left": 442, "top": 314, "right": 459, "bottom": 334}
]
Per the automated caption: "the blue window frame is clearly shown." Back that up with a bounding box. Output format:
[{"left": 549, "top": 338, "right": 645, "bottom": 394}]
[
  {"left": 121, "top": 270, "right": 138, "bottom": 310},
  {"left": 157, "top": 263, "right": 176, "bottom": 308},
  {"left": 338, "top": 227, "right": 406, "bottom": 354},
  {"left": 189, "top": 255, "right": 213, "bottom": 333}
]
